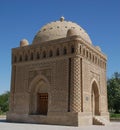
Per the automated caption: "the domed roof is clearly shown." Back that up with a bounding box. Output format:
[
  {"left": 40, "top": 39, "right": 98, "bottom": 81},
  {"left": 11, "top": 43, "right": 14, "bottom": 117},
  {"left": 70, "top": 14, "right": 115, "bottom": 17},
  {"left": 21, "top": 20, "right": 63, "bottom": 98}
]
[{"left": 32, "top": 17, "right": 92, "bottom": 44}]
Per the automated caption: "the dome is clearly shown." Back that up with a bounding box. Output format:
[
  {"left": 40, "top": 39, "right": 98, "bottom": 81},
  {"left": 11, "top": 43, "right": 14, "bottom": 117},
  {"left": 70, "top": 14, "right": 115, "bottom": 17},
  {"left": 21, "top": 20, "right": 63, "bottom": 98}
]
[
  {"left": 32, "top": 17, "right": 92, "bottom": 44},
  {"left": 20, "top": 39, "right": 29, "bottom": 47}
]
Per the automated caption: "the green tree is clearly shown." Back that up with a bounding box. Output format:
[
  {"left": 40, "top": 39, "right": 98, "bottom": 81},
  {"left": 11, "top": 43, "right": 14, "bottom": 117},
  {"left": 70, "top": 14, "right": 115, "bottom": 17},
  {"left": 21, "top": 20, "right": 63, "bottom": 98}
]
[
  {"left": 0, "top": 91, "right": 10, "bottom": 114},
  {"left": 107, "top": 72, "right": 120, "bottom": 113}
]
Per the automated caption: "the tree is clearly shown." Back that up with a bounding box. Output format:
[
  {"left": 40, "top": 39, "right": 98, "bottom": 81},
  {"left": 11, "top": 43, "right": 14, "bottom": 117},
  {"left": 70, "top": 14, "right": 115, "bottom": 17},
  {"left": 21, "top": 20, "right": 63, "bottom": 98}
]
[
  {"left": 107, "top": 72, "right": 120, "bottom": 113},
  {"left": 0, "top": 91, "right": 10, "bottom": 114}
]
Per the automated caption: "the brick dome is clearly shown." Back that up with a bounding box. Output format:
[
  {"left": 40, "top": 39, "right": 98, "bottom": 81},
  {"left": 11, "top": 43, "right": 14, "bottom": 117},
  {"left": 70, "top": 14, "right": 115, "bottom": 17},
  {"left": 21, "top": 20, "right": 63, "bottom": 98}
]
[{"left": 32, "top": 17, "right": 92, "bottom": 44}]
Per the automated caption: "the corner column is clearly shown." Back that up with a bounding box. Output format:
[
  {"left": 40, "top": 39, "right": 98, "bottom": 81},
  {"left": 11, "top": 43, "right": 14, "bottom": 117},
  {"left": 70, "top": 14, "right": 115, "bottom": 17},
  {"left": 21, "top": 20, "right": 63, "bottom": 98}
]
[
  {"left": 70, "top": 57, "right": 81, "bottom": 112},
  {"left": 9, "top": 65, "right": 16, "bottom": 112}
]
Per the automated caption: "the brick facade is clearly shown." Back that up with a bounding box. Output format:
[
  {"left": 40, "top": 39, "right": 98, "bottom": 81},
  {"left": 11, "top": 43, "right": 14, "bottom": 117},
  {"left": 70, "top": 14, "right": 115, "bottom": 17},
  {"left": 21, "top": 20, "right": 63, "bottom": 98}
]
[{"left": 7, "top": 17, "right": 109, "bottom": 126}]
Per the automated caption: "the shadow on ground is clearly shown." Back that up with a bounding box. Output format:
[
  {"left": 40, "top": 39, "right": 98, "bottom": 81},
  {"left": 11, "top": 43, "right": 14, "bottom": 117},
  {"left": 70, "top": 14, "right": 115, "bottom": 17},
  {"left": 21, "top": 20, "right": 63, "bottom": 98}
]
[{"left": 0, "top": 118, "right": 7, "bottom": 122}]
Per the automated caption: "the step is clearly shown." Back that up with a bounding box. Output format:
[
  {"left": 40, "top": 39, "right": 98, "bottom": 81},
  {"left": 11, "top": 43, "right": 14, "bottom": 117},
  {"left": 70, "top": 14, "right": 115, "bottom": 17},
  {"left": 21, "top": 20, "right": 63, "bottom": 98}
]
[{"left": 93, "top": 116, "right": 110, "bottom": 125}]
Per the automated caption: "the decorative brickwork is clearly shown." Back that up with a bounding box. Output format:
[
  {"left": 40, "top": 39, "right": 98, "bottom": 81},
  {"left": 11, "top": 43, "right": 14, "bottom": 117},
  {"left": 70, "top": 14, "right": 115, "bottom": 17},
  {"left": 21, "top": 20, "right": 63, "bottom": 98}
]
[
  {"left": 7, "top": 17, "right": 109, "bottom": 126},
  {"left": 70, "top": 57, "right": 81, "bottom": 112}
]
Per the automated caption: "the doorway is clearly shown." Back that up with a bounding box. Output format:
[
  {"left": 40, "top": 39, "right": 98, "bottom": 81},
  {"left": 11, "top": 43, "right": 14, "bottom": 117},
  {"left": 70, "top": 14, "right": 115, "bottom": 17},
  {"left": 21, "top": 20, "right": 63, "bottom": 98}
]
[
  {"left": 91, "top": 81, "right": 100, "bottom": 115},
  {"left": 37, "top": 93, "right": 48, "bottom": 115}
]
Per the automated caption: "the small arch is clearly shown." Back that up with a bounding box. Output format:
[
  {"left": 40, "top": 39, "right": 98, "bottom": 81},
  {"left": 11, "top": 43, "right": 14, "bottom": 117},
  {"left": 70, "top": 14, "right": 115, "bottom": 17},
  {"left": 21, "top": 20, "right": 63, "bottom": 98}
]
[
  {"left": 95, "top": 56, "right": 97, "bottom": 64},
  {"left": 86, "top": 50, "right": 88, "bottom": 58},
  {"left": 98, "top": 59, "right": 100, "bottom": 65},
  {"left": 56, "top": 48, "right": 60, "bottom": 56},
  {"left": 89, "top": 52, "right": 91, "bottom": 60},
  {"left": 71, "top": 45, "right": 75, "bottom": 53},
  {"left": 49, "top": 50, "right": 53, "bottom": 57},
  {"left": 92, "top": 55, "right": 95, "bottom": 62},
  {"left": 25, "top": 54, "right": 28, "bottom": 61},
  {"left": 42, "top": 51, "right": 46, "bottom": 58},
  {"left": 36, "top": 52, "right": 40, "bottom": 59},
  {"left": 19, "top": 55, "right": 22, "bottom": 62},
  {"left": 80, "top": 45, "right": 82, "bottom": 54},
  {"left": 30, "top": 52, "right": 34, "bottom": 60},
  {"left": 63, "top": 47, "right": 67, "bottom": 55}
]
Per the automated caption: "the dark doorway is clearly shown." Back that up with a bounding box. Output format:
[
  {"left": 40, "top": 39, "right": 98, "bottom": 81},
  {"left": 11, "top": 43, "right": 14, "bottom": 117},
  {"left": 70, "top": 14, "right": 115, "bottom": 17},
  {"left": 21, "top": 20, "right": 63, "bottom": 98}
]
[
  {"left": 91, "top": 81, "right": 100, "bottom": 115},
  {"left": 37, "top": 93, "right": 48, "bottom": 115}
]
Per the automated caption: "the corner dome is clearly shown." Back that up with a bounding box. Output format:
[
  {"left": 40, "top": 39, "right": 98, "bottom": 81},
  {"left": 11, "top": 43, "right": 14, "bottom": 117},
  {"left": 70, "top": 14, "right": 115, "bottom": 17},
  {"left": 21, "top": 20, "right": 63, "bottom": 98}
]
[
  {"left": 20, "top": 39, "right": 29, "bottom": 47},
  {"left": 32, "top": 17, "right": 92, "bottom": 44},
  {"left": 67, "top": 28, "right": 80, "bottom": 37}
]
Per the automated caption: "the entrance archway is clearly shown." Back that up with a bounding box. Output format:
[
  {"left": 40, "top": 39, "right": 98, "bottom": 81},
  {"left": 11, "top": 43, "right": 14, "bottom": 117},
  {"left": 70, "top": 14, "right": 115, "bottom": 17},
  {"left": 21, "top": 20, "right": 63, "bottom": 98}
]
[
  {"left": 29, "top": 74, "right": 49, "bottom": 115},
  {"left": 91, "top": 81, "right": 100, "bottom": 115}
]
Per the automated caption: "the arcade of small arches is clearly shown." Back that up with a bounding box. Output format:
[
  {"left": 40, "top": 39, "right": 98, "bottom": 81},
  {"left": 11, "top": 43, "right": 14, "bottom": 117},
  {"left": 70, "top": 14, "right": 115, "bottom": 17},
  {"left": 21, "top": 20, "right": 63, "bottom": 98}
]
[{"left": 12, "top": 42, "right": 106, "bottom": 69}]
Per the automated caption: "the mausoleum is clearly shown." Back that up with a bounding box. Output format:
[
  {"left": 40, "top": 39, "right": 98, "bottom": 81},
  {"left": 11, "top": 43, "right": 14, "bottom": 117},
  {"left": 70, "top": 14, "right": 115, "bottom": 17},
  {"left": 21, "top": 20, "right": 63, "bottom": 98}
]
[{"left": 7, "top": 17, "right": 109, "bottom": 126}]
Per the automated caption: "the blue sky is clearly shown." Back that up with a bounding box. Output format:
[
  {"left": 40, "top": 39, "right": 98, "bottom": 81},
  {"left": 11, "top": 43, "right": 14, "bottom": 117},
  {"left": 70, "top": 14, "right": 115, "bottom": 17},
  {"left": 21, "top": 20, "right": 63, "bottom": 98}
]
[{"left": 0, "top": 0, "right": 120, "bottom": 94}]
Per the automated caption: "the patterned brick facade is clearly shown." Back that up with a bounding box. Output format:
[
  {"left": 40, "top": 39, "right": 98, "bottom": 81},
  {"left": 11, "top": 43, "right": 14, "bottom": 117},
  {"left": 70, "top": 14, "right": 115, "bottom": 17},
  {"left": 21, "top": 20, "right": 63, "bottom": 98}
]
[{"left": 7, "top": 17, "right": 109, "bottom": 126}]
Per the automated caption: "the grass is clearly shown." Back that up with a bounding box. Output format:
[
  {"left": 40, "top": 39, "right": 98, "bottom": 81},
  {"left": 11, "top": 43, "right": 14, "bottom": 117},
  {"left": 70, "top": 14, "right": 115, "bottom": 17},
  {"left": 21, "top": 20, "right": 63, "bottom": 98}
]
[
  {"left": 0, "top": 111, "right": 6, "bottom": 115},
  {"left": 110, "top": 113, "right": 120, "bottom": 119}
]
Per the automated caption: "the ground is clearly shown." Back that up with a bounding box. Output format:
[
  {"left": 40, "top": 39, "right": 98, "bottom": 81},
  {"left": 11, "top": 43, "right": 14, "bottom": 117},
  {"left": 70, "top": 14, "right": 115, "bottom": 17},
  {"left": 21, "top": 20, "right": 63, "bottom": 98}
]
[{"left": 0, "top": 117, "right": 120, "bottom": 130}]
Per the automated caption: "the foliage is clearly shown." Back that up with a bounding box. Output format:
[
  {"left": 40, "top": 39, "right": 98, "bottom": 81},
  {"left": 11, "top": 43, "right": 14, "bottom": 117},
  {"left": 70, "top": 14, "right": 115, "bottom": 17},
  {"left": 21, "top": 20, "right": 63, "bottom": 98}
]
[
  {"left": 110, "top": 113, "right": 120, "bottom": 119},
  {"left": 0, "top": 91, "right": 10, "bottom": 114},
  {"left": 107, "top": 72, "right": 120, "bottom": 113}
]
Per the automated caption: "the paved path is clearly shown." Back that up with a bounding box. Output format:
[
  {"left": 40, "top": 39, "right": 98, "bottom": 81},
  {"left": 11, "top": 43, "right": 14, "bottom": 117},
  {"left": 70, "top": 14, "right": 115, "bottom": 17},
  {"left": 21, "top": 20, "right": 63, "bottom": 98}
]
[{"left": 0, "top": 118, "right": 120, "bottom": 130}]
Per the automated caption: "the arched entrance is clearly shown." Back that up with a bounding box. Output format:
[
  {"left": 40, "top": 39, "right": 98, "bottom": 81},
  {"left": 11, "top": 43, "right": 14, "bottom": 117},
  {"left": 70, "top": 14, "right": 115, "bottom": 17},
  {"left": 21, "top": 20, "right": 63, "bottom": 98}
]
[
  {"left": 29, "top": 75, "right": 49, "bottom": 115},
  {"left": 91, "top": 81, "right": 100, "bottom": 115}
]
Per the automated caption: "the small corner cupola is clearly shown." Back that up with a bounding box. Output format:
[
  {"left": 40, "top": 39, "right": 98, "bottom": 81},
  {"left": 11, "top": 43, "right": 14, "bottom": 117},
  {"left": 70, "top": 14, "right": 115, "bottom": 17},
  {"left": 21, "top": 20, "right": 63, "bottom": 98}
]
[
  {"left": 67, "top": 28, "right": 79, "bottom": 37},
  {"left": 20, "top": 39, "right": 29, "bottom": 47},
  {"left": 60, "top": 16, "right": 65, "bottom": 22}
]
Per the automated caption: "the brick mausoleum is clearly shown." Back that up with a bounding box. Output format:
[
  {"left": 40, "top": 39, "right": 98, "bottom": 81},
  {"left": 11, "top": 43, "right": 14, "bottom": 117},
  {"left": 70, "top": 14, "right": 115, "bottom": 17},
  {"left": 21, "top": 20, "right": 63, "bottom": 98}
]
[{"left": 7, "top": 17, "right": 109, "bottom": 126}]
